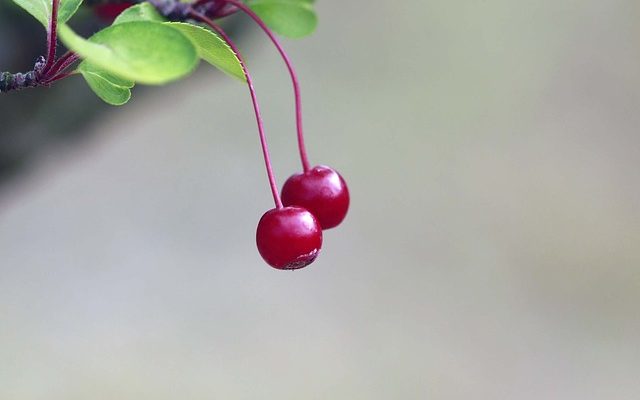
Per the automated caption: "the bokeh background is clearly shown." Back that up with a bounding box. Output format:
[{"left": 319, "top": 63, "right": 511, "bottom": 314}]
[{"left": 1, "top": 1, "right": 639, "bottom": 399}]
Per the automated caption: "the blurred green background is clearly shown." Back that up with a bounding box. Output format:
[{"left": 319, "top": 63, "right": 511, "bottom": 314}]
[{"left": 1, "top": 1, "right": 639, "bottom": 399}]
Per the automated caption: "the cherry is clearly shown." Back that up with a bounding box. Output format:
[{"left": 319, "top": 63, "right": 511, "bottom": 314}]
[
  {"left": 282, "top": 165, "right": 349, "bottom": 230},
  {"left": 256, "top": 207, "right": 323, "bottom": 270},
  {"left": 94, "top": 3, "right": 133, "bottom": 22}
]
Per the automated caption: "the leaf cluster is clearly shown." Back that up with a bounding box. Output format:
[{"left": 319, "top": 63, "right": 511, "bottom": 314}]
[{"left": 9, "top": 0, "right": 318, "bottom": 104}]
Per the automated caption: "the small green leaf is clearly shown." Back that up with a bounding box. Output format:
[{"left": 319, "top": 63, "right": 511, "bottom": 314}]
[
  {"left": 247, "top": 0, "right": 317, "bottom": 38},
  {"left": 113, "top": 2, "right": 165, "bottom": 25},
  {"left": 77, "top": 58, "right": 135, "bottom": 105},
  {"left": 166, "top": 22, "right": 246, "bottom": 82},
  {"left": 12, "top": 0, "right": 83, "bottom": 29},
  {"left": 58, "top": 22, "right": 199, "bottom": 85},
  {"left": 81, "top": 70, "right": 132, "bottom": 106},
  {"left": 78, "top": 62, "right": 134, "bottom": 105}
]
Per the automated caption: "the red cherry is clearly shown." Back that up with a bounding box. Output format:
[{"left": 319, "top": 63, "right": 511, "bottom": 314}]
[
  {"left": 256, "top": 207, "right": 323, "bottom": 270},
  {"left": 281, "top": 165, "right": 349, "bottom": 230},
  {"left": 94, "top": 3, "right": 134, "bottom": 22}
]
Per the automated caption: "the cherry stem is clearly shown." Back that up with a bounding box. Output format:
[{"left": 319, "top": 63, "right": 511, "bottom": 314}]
[
  {"left": 43, "top": 0, "right": 60, "bottom": 75},
  {"left": 189, "top": 10, "right": 284, "bottom": 209},
  {"left": 47, "top": 51, "right": 79, "bottom": 79},
  {"left": 42, "top": 71, "right": 73, "bottom": 85},
  {"left": 224, "top": 0, "right": 311, "bottom": 172}
]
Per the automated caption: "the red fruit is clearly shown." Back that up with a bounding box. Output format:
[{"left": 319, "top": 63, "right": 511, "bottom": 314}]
[
  {"left": 94, "top": 3, "right": 134, "bottom": 22},
  {"left": 281, "top": 165, "right": 349, "bottom": 230},
  {"left": 256, "top": 207, "right": 323, "bottom": 270}
]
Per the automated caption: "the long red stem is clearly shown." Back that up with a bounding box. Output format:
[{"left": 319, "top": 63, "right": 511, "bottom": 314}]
[
  {"left": 189, "top": 10, "right": 284, "bottom": 209},
  {"left": 43, "top": 0, "right": 60, "bottom": 75},
  {"left": 225, "top": 0, "right": 311, "bottom": 172}
]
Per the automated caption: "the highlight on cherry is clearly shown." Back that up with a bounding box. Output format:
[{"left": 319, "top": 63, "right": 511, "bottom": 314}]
[{"left": 1, "top": 0, "right": 349, "bottom": 270}]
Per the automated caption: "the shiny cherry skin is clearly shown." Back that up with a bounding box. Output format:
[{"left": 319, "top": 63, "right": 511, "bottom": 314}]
[
  {"left": 94, "top": 3, "right": 134, "bottom": 22},
  {"left": 256, "top": 206, "right": 323, "bottom": 270},
  {"left": 281, "top": 165, "right": 350, "bottom": 230}
]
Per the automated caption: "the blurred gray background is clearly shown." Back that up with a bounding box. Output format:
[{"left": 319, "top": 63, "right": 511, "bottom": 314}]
[{"left": 1, "top": 1, "right": 639, "bottom": 399}]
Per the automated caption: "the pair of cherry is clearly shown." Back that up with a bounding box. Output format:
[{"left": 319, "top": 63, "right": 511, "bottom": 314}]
[
  {"left": 213, "top": 3, "right": 350, "bottom": 271},
  {"left": 257, "top": 165, "right": 350, "bottom": 270},
  {"left": 186, "top": 0, "right": 350, "bottom": 270},
  {"left": 95, "top": 0, "right": 348, "bottom": 270}
]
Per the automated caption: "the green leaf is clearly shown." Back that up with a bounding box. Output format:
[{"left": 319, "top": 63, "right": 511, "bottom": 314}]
[
  {"left": 247, "top": 0, "right": 317, "bottom": 38},
  {"left": 12, "top": 0, "right": 83, "bottom": 29},
  {"left": 166, "top": 22, "right": 246, "bottom": 82},
  {"left": 79, "top": 65, "right": 133, "bottom": 106},
  {"left": 78, "top": 62, "right": 134, "bottom": 106},
  {"left": 113, "top": 2, "right": 165, "bottom": 25},
  {"left": 58, "top": 22, "right": 199, "bottom": 85}
]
